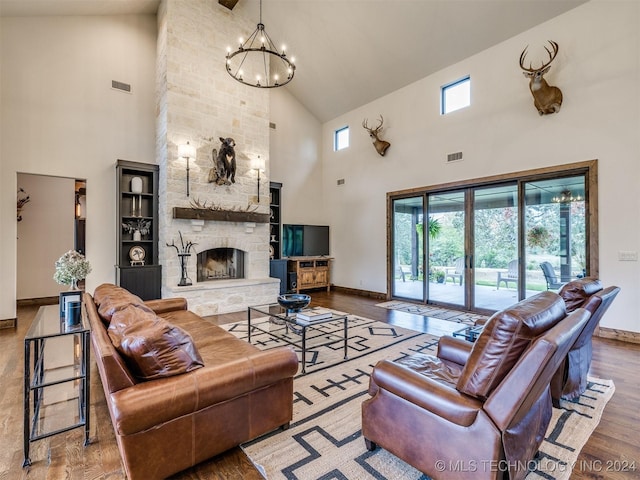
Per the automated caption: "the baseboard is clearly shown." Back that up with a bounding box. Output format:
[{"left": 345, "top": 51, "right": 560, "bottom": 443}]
[
  {"left": 332, "top": 285, "right": 386, "bottom": 300},
  {"left": 0, "top": 318, "right": 17, "bottom": 329},
  {"left": 597, "top": 326, "right": 640, "bottom": 344},
  {"left": 16, "top": 296, "right": 58, "bottom": 307}
]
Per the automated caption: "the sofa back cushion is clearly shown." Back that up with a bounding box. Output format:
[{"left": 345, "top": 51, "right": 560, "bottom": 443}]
[
  {"left": 94, "top": 283, "right": 148, "bottom": 325},
  {"left": 456, "top": 291, "right": 566, "bottom": 400},
  {"left": 83, "top": 292, "right": 137, "bottom": 392},
  {"left": 108, "top": 304, "right": 204, "bottom": 380},
  {"left": 558, "top": 277, "right": 603, "bottom": 313}
]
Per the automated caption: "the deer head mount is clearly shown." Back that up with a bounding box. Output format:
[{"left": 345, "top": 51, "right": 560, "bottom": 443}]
[
  {"left": 519, "top": 40, "right": 563, "bottom": 115},
  {"left": 362, "top": 115, "right": 391, "bottom": 156}
]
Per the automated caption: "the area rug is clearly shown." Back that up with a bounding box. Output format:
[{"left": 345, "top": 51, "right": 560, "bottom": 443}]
[
  {"left": 221, "top": 313, "right": 433, "bottom": 375},
  {"left": 376, "top": 300, "right": 487, "bottom": 325},
  {"left": 227, "top": 316, "right": 615, "bottom": 480}
]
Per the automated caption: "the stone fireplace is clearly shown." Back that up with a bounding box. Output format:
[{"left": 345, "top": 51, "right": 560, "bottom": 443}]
[{"left": 155, "top": 0, "right": 279, "bottom": 315}]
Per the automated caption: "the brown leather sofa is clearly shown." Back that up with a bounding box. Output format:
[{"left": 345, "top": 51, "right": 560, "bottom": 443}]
[
  {"left": 84, "top": 283, "right": 299, "bottom": 480},
  {"left": 552, "top": 277, "right": 620, "bottom": 404},
  {"left": 361, "top": 291, "right": 590, "bottom": 480}
]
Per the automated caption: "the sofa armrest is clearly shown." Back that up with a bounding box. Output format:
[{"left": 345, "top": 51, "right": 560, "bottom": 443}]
[
  {"left": 437, "top": 335, "right": 473, "bottom": 366},
  {"left": 110, "top": 346, "right": 298, "bottom": 435},
  {"left": 143, "top": 297, "right": 188, "bottom": 314},
  {"left": 371, "top": 360, "right": 482, "bottom": 427}
]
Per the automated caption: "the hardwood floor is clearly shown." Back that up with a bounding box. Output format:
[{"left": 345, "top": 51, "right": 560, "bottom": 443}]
[{"left": 1, "top": 291, "right": 638, "bottom": 479}]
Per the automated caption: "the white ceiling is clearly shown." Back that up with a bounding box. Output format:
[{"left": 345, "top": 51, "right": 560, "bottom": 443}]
[{"left": 0, "top": 0, "right": 588, "bottom": 122}]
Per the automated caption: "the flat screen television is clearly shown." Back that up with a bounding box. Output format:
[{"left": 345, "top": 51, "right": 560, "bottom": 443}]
[{"left": 282, "top": 224, "right": 330, "bottom": 257}]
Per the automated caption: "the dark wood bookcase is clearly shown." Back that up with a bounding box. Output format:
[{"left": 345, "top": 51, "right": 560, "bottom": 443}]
[
  {"left": 115, "top": 160, "right": 161, "bottom": 300},
  {"left": 269, "top": 181, "right": 282, "bottom": 259}
]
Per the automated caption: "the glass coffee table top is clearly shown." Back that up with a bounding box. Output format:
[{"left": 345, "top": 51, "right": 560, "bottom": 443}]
[{"left": 247, "top": 303, "right": 349, "bottom": 374}]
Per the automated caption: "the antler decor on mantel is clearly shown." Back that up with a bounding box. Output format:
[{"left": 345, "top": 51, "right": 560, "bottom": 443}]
[
  {"left": 519, "top": 40, "right": 563, "bottom": 115},
  {"left": 362, "top": 115, "right": 391, "bottom": 156},
  {"left": 172, "top": 198, "right": 269, "bottom": 223}
]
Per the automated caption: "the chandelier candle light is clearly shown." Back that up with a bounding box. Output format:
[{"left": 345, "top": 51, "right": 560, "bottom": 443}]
[{"left": 225, "top": 0, "right": 296, "bottom": 88}]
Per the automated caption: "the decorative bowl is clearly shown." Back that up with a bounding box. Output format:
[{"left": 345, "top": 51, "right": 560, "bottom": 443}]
[{"left": 277, "top": 293, "right": 311, "bottom": 314}]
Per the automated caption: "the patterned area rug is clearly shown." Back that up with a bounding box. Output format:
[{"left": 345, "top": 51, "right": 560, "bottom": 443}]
[
  {"left": 376, "top": 300, "right": 488, "bottom": 325},
  {"left": 222, "top": 317, "right": 615, "bottom": 480}
]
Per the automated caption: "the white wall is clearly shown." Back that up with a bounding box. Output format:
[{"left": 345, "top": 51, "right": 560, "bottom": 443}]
[
  {"left": 16, "top": 174, "right": 75, "bottom": 299},
  {"left": 270, "top": 88, "right": 325, "bottom": 225},
  {"left": 273, "top": 1, "right": 640, "bottom": 333},
  {"left": 1, "top": 14, "right": 157, "bottom": 319}
]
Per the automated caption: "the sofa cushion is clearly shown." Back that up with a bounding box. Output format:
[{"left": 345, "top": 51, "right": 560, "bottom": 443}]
[
  {"left": 94, "top": 283, "right": 149, "bottom": 325},
  {"left": 456, "top": 291, "right": 566, "bottom": 400},
  {"left": 558, "top": 277, "right": 603, "bottom": 312},
  {"left": 108, "top": 304, "right": 204, "bottom": 380}
]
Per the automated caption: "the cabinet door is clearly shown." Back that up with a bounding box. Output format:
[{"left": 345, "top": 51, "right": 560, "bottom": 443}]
[
  {"left": 314, "top": 268, "right": 329, "bottom": 286},
  {"left": 299, "top": 270, "right": 316, "bottom": 287}
]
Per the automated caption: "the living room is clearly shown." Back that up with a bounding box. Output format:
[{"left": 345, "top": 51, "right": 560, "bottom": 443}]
[{"left": 1, "top": 0, "right": 639, "bottom": 478}]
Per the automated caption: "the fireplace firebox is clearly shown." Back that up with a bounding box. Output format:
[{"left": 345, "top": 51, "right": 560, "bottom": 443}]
[{"left": 197, "top": 248, "right": 245, "bottom": 282}]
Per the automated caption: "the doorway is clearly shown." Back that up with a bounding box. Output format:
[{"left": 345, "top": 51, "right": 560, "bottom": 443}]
[{"left": 16, "top": 173, "right": 87, "bottom": 300}]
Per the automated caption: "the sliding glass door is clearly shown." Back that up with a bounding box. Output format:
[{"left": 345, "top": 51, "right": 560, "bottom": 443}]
[
  {"left": 524, "top": 176, "right": 586, "bottom": 296},
  {"left": 427, "top": 190, "right": 466, "bottom": 308},
  {"left": 391, "top": 196, "right": 424, "bottom": 301},
  {"left": 388, "top": 164, "right": 593, "bottom": 314},
  {"left": 473, "top": 184, "right": 519, "bottom": 311}
]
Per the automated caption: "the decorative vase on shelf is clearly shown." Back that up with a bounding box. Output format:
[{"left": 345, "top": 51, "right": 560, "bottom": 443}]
[
  {"left": 133, "top": 230, "right": 142, "bottom": 241},
  {"left": 131, "top": 176, "right": 143, "bottom": 194}
]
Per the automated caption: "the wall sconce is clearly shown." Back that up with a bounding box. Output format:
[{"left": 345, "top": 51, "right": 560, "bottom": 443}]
[
  {"left": 178, "top": 142, "right": 196, "bottom": 196},
  {"left": 252, "top": 155, "right": 266, "bottom": 202}
]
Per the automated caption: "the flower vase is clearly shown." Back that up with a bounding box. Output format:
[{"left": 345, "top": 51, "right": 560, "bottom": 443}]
[
  {"left": 69, "top": 278, "right": 79, "bottom": 291},
  {"left": 133, "top": 230, "right": 142, "bottom": 241}
]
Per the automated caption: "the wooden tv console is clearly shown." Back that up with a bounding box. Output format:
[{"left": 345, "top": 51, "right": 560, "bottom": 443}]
[{"left": 287, "top": 256, "right": 333, "bottom": 293}]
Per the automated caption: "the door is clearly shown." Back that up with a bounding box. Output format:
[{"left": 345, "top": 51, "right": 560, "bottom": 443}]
[
  {"left": 524, "top": 176, "right": 587, "bottom": 295},
  {"left": 473, "top": 184, "right": 519, "bottom": 311},
  {"left": 391, "top": 196, "right": 424, "bottom": 301},
  {"left": 427, "top": 190, "right": 466, "bottom": 308}
]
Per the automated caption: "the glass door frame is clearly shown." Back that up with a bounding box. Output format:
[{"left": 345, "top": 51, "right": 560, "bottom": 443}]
[{"left": 386, "top": 160, "right": 598, "bottom": 313}]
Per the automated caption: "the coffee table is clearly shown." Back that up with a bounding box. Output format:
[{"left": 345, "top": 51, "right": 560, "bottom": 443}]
[{"left": 247, "top": 304, "right": 349, "bottom": 374}]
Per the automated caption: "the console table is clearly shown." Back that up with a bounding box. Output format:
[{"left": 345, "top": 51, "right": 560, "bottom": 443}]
[
  {"left": 287, "top": 256, "right": 332, "bottom": 293},
  {"left": 23, "top": 304, "right": 90, "bottom": 467}
]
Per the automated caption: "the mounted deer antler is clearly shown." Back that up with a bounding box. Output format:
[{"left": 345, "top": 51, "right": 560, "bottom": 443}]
[
  {"left": 519, "top": 40, "right": 563, "bottom": 115},
  {"left": 362, "top": 115, "right": 391, "bottom": 156}
]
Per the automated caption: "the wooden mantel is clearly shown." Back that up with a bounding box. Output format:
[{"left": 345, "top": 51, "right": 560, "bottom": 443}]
[{"left": 173, "top": 207, "right": 269, "bottom": 224}]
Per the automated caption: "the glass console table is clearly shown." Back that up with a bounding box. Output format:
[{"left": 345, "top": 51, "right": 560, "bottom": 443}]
[{"left": 23, "top": 304, "right": 91, "bottom": 467}]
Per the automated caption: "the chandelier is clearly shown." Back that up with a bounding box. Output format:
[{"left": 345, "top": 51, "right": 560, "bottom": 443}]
[
  {"left": 225, "top": 0, "right": 295, "bottom": 88},
  {"left": 552, "top": 189, "right": 583, "bottom": 203}
]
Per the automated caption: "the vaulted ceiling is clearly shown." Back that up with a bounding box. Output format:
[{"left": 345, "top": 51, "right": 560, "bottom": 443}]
[{"left": 0, "top": 0, "right": 588, "bottom": 122}]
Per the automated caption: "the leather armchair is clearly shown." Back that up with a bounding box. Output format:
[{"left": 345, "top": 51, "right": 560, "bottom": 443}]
[
  {"left": 552, "top": 278, "right": 620, "bottom": 404},
  {"left": 362, "top": 292, "right": 590, "bottom": 480}
]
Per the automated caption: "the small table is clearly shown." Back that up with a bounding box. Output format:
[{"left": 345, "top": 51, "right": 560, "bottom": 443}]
[
  {"left": 247, "top": 304, "right": 349, "bottom": 374},
  {"left": 452, "top": 325, "right": 484, "bottom": 342},
  {"left": 23, "top": 304, "right": 91, "bottom": 467}
]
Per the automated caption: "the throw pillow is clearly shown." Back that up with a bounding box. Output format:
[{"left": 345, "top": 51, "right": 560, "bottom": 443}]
[{"left": 108, "top": 304, "right": 204, "bottom": 380}]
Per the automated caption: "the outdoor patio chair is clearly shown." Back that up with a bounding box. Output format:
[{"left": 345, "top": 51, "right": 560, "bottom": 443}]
[
  {"left": 445, "top": 257, "right": 464, "bottom": 285},
  {"left": 496, "top": 259, "right": 518, "bottom": 289},
  {"left": 540, "top": 261, "right": 566, "bottom": 290}
]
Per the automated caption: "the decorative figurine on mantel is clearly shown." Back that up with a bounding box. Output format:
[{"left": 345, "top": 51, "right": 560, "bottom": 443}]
[
  {"left": 166, "top": 231, "right": 197, "bottom": 286},
  {"left": 208, "top": 137, "right": 237, "bottom": 185}
]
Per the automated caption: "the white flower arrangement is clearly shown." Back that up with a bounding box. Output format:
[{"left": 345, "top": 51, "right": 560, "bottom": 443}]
[{"left": 54, "top": 250, "right": 92, "bottom": 286}]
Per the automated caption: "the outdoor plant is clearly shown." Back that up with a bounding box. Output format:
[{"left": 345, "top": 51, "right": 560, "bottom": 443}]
[
  {"left": 527, "top": 225, "right": 551, "bottom": 249},
  {"left": 54, "top": 250, "right": 91, "bottom": 289},
  {"left": 433, "top": 268, "right": 445, "bottom": 283}
]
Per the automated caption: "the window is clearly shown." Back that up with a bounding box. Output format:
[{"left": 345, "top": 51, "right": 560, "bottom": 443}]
[
  {"left": 441, "top": 76, "right": 470, "bottom": 114},
  {"left": 334, "top": 126, "right": 349, "bottom": 151}
]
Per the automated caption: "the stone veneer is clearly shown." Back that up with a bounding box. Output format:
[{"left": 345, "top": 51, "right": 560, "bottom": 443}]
[{"left": 156, "top": 0, "right": 278, "bottom": 315}]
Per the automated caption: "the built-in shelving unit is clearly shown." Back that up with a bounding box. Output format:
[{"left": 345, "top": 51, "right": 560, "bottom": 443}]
[{"left": 115, "top": 160, "right": 161, "bottom": 300}]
